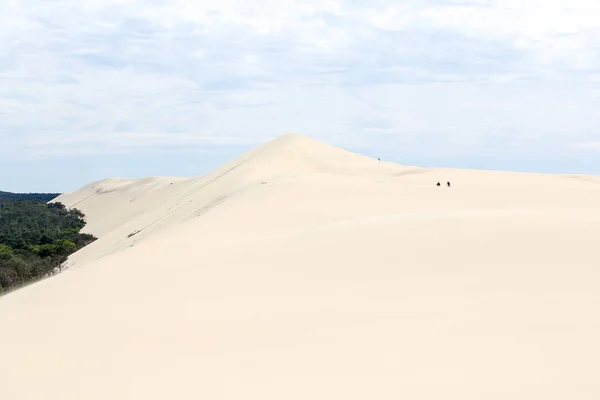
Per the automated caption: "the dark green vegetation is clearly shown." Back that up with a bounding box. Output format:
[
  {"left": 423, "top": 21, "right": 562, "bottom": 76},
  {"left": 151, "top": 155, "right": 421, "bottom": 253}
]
[
  {"left": 0, "top": 195, "right": 96, "bottom": 295},
  {"left": 0, "top": 190, "right": 60, "bottom": 202}
]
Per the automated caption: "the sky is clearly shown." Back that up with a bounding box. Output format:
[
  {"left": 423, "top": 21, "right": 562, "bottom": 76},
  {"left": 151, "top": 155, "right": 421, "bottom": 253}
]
[{"left": 1, "top": 0, "right": 600, "bottom": 193}]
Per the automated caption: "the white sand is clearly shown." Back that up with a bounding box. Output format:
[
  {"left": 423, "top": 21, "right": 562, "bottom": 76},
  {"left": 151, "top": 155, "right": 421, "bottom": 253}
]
[{"left": 1, "top": 133, "right": 600, "bottom": 399}]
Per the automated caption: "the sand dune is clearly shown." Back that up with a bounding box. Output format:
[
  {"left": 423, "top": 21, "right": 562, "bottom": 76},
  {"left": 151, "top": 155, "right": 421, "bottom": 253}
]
[{"left": 1, "top": 134, "right": 600, "bottom": 399}]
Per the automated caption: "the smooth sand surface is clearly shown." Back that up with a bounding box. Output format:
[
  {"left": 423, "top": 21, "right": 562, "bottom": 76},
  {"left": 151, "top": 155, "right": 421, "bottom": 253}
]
[{"left": 1, "top": 134, "right": 600, "bottom": 399}]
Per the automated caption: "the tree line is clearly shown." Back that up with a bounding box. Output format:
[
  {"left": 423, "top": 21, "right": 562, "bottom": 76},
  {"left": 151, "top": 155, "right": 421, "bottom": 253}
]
[
  {"left": 0, "top": 191, "right": 60, "bottom": 202},
  {"left": 0, "top": 193, "right": 96, "bottom": 295}
]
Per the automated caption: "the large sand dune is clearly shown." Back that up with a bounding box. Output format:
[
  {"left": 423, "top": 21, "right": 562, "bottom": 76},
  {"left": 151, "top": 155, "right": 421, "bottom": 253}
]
[{"left": 1, "top": 134, "right": 600, "bottom": 399}]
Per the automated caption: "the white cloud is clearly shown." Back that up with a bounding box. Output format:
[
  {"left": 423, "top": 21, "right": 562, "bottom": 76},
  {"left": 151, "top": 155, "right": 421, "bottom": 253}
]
[
  {"left": 29, "top": 132, "right": 258, "bottom": 148},
  {"left": 1, "top": 0, "right": 599, "bottom": 171},
  {"left": 573, "top": 142, "right": 600, "bottom": 151}
]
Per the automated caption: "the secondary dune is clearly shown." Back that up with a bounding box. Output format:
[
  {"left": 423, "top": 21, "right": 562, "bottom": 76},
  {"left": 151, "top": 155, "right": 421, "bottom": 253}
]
[{"left": 1, "top": 133, "right": 600, "bottom": 399}]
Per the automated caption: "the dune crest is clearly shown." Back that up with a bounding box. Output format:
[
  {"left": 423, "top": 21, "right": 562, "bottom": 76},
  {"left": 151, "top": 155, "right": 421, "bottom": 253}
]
[
  {"left": 53, "top": 134, "right": 411, "bottom": 268},
  {"left": 2, "top": 134, "right": 600, "bottom": 399}
]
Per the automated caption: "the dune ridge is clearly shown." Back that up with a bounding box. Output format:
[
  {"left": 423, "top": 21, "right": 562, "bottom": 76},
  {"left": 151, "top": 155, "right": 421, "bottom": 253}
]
[
  {"left": 53, "top": 134, "right": 420, "bottom": 269},
  {"left": 1, "top": 133, "right": 600, "bottom": 399}
]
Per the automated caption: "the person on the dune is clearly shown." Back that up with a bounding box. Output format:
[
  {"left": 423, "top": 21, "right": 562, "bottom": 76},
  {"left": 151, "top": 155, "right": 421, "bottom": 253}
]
[{"left": 447, "top": 181, "right": 451, "bottom": 187}]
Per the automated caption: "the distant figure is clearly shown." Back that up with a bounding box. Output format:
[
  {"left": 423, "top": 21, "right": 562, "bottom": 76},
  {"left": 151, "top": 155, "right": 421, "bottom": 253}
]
[
  {"left": 436, "top": 182, "right": 441, "bottom": 187},
  {"left": 447, "top": 181, "right": 451, "bottom": 187},
  {"left": 378, "top": 157, "right": 380, "bottom": 162}
]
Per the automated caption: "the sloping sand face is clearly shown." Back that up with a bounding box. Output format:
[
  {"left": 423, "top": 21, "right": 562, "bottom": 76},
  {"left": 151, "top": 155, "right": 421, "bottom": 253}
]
[{"left": 1, "top": 134, "right": 600, "bottom": 399}]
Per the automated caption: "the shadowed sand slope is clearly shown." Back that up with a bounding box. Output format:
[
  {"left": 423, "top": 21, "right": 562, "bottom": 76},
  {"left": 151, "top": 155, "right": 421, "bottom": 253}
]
[{"left": 2, "top": 134, "right": 600, "bottom": 399}]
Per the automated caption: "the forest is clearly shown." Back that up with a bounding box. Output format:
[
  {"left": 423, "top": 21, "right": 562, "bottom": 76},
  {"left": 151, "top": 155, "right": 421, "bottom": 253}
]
[
  {"left": 0, "top": 192, "right": 96, "bottom": 295},
  {"left": 0, "top": 190, "right": 60, "bottom": 202}
]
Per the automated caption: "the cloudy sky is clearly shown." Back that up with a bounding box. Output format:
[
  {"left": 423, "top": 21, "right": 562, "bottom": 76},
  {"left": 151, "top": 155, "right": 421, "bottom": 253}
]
[{"left": 1, "top": 0, "right": 600, "bottom": 192}]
